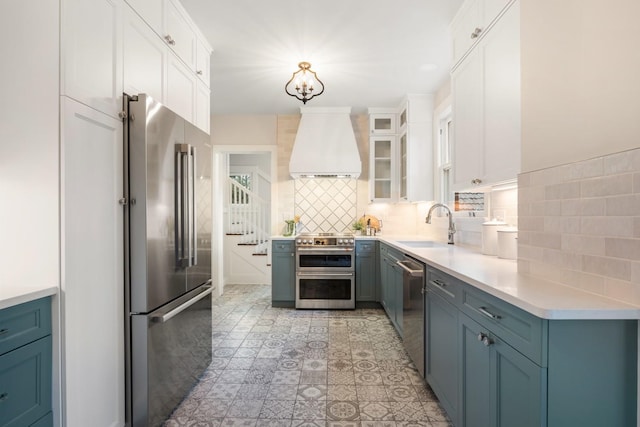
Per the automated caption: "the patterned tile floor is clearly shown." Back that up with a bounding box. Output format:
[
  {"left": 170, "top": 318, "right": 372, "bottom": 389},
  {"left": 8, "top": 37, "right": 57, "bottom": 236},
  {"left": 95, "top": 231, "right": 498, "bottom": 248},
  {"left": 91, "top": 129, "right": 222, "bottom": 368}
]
[{"left": 164, "top": 284, "right": 452, "bottom": 427}]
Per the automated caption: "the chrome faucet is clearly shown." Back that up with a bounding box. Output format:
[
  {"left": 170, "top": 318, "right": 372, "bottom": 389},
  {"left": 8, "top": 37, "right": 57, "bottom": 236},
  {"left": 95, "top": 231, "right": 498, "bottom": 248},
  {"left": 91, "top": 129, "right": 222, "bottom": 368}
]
[{"left": 425, "top": 203, "right": 456, "bottom": 244}]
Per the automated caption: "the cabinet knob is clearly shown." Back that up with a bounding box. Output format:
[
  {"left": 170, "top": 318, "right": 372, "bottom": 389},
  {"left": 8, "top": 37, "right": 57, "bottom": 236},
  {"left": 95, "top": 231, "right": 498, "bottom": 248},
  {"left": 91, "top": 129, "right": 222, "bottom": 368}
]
[
  {"left": 118, "top": 110, "right": 127, "bottom": 120},
  {"left": 482, "top": 336, "right": 494, "bottom": 347},
  {"left": 477, "top": 332, "right": 487, "bottom": 342},
  {"left": 470, "top": 27, "right": 482, "bottom": 39},
  {"left": 164, "top": 34, "right": 176, "bottom": 46},
  {"left": 196, "top": 70, "right": 203, "bottom": 75},
  {"left": 0, "top": 392, "right": 8, "bottom": 401},
  {"left": 471, "top": 178, "right": 482, "bottom": 185}
]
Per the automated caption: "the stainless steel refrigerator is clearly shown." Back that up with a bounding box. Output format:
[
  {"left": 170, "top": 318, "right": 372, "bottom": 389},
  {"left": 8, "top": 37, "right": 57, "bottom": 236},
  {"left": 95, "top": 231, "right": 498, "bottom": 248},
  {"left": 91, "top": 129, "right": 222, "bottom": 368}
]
[{"left": 124, "top": 94, "right": 213, "bottom": 427}]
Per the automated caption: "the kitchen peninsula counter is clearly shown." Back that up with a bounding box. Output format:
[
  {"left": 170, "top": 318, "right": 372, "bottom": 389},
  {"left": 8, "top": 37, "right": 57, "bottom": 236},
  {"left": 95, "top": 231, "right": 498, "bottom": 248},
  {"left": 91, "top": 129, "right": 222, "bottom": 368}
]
[
  {"left": 369, "top": 235, "right": 640, "bottom": 320},
  {"left": 0, "top": 284, "right": 58, "bottom": 310}
]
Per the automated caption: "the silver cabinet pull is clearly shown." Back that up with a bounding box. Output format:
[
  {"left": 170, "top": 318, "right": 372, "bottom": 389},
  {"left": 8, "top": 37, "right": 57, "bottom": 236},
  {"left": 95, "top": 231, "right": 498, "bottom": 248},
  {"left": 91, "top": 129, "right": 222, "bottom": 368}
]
[
  {"left": 477, "top": 332, "right": 486, "bottom": 342},
  {"left": 0, "top": 392, "right": 8, "bottom": 402},
  {"left": 470, "top": 27, "right": 482, "bottom": 39},
  {"left": 478, "top": 306, "right": 501, "bottom": 320},
  {"left": 0, "top": 328, "right": 8, "bottom": 336},
  {"left": 164, "top": 34, "right": 176, "bottom": 45},
  {"left": 196, "top": 70, "right": 203, "bottom": 75},
  {"left": 482, "top": 336, "right": 494, "bottom": 346},
  {"left": 471, "top": 178, "right": 482, "bottom": 185},
  {"left": 430, "top": 279, "right": 447, "bottom": 288}
]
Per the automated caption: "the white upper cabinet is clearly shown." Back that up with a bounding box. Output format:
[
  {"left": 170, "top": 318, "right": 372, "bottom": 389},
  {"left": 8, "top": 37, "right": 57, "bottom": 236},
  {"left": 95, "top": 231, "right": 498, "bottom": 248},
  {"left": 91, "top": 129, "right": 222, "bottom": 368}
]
[
  {"left": 196, "top": 37, "right": 212, "bottom": 87},
  {"left": 451, "top": 0, "right": 512, "bottom": 67},
  {"left": 61, "top": 0, "right": 123, "bottom": 119},
  {"left": 124, "top": 0, "right": 163, "bottom": 34},
  {"left": 451, "top": 0, "right": 520, "bottom": 191},
  {"left": 164, "top": 0, "right": 196, "bottom": 69},
  {"left": 195, "top": 80, "right": 211, "bottom": 133},
  {"left": 398, "top": 95, "right": 434, "bottom": 202},
  {"left": 167, "top": 50, "right": 196, "bottom": 123},
  {"left": 124, "top": 4, "right": 167, "bottom": 102},
  {"left": 368, "top": 97, "right": 434, "bottom": 203}
]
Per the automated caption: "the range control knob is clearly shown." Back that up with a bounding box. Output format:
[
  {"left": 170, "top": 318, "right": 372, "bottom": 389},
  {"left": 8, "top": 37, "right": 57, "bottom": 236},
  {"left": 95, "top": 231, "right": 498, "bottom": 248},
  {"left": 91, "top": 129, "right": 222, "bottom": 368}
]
[
  {"left": 297, "top": 239, "right": 301, "bottom": 244},
  {"left": 349, "top": 239, "right": 354, "bottom": 244},
  {"left": 338, "top": 239, "right": 343, "bottom": 244}
]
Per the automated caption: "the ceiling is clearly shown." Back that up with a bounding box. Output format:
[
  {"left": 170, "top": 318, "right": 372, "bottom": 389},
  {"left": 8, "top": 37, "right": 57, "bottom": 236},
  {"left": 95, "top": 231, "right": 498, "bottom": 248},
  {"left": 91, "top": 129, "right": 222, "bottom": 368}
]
[{"left": 181, "top": 0, "right": 464, "bottom": 115}]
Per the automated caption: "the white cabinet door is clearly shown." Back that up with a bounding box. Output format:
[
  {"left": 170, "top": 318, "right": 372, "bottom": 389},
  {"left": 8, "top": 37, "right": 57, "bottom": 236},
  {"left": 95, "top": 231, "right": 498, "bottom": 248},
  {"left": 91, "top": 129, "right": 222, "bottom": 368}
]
[
  {"left": 124, "top": 0, "right": 163, "bottom": 34},
  {"left": 481, "top": 0, "right": 520, "bottom": 185},
  {"left": 452, "top": 50, "right": 483, "bottom": 190},
  {"left": 166, "top": 51, "right": 196, "bottom": 122},
  {"left": 451, "top": 0, "right": 480, "bottom": 65},
  {"left": 61, "top": 0, "right": 123, "bottom": 119},
  {"left": 124, "top": 3, "right": 167, "bottom": 102},
  {"left": 195, "top": 80, "right": 211, "bottom": 133},
  {"left": 195, "top": 36, "right": 211, "bottom": 87},
  {"left": 164, "top": 0, "right": 196, "bottom": 69},
  {"left": 61, "top": 97, "right": 124, "bottom": 427}
]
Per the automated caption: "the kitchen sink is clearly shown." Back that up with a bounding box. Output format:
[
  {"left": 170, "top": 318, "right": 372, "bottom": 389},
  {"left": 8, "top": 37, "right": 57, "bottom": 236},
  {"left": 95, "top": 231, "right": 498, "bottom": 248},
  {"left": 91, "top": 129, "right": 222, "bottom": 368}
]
[{"left": 396, "top": 240, "right": 437, "bottom": 248}]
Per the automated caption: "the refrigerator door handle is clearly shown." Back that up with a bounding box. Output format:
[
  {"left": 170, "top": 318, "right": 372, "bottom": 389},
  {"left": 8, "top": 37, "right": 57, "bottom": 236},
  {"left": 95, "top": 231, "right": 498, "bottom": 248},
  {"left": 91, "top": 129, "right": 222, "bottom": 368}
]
[
  {"left": 190, "top": 145, "right": 197, "bottom": 266},
  {"left": 175, "top": 143, "right": 190, "bottom": 268},
  {"left": 151, "top": 284, "right": 212, "bottom": 323}
]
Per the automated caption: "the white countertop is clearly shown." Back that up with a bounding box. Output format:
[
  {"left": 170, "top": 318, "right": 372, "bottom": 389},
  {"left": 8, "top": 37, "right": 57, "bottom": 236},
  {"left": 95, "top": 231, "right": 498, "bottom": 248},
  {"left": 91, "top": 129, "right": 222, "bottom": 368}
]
[
  {"left": 376, "top": 235, "right": 640, "bottom": 320},
  {"left": 0, "top": 284, "right": 58, "bottom": 310},
  {"left": 274, "top": 234, "right": 640, "bottom": 319}
]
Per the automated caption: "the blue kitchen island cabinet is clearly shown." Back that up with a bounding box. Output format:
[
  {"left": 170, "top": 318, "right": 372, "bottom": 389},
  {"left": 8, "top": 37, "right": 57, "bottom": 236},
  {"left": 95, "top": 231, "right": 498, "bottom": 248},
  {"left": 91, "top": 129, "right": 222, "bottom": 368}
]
[
  {"left": 0, "top": 297, "right": 53, "bottom": 426},
  {"left": 271, "top": 239, "right": 295, "bottom": 307},
  {"left": 424, "top": 265, "right": 637, "bottom": 427},
  {"left": 355, "top": 240, "right": 377, "bottom": 302}
]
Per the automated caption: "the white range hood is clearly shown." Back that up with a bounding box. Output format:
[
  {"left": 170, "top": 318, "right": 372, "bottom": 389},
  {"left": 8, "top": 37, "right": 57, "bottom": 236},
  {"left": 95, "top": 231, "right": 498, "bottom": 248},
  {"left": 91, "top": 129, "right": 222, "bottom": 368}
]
[{"left": 289, "top": 107, "right": 361, "bottom": 179}]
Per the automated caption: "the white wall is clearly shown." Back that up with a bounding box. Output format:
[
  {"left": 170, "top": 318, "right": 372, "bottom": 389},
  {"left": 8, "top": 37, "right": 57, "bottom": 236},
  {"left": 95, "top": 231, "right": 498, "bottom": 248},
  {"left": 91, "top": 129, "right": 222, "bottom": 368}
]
[
  {"left": 521, "top": 0, "right": 640, "bottom": 172},
  {"left": 0, "top": 1, "right": 59, "bottom": 289},
  {"left": 212, "top": 115, "right": 277, "bottom": 146}
]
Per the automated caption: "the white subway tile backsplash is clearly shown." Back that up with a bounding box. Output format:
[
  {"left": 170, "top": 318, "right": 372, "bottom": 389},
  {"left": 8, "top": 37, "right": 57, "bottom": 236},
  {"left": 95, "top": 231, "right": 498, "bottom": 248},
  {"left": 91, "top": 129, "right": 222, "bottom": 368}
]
[
  {"left": 580, "top": 174, "right": 633, "bottom": 198},
  {"left": 582, "top": 255, "right": 631, "bottom": 281},
  {"left": 559, "top": 157, "right": 604, "bottom": 181},
  {"left": 561, "top": 235, "right": 605, "bottom": 256},
  {"left": 579, "top": 198, "right": 606, "bottom": 216},
  {"left": 545, "top": 182, "right": 581, "bottom": 200},
  {"left": 580, "top": 217, "right": 635, "bottom": 237},
  {"left": 543, "top": 217, "right": 581, "bottom": 234},
  {"left": 605, "top": 238, "right": 640, "bottom": 261},
  {"left": 605, "top": 194, "right": 640, "bottom": 216},
  {"left": 519, "top": 147, "right": 640, "bottom": 305},
  {"left": 529, "top": 232, "right": 562, "bottom": 249},
  {"left": 603, "top": 149, "right": 640, "bottom": 175}
]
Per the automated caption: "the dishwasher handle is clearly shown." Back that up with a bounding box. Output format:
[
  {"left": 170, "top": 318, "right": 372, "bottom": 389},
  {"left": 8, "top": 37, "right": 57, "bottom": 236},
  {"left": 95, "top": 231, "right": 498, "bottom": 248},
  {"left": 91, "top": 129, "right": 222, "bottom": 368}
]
[{"left": 396, "top": 260, "right": 424, "bottom": 277}]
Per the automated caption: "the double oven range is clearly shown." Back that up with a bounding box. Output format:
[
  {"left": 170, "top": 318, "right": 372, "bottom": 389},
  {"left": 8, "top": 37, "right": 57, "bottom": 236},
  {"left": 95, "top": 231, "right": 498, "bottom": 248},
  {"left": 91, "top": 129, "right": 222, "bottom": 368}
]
[{"left": 295, "top": 233, "right": 355, "bottom": 309}]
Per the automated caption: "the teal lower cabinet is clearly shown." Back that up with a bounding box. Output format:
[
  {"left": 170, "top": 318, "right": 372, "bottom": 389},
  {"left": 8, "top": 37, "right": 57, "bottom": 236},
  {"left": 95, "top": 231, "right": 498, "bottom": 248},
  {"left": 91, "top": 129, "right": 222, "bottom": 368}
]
[
  {"left": 271, "top": 240, "right": 295, "bottom": 307},
  {"left": 424, "top": 266, "right": 637, "bottom": 427},
  {"left": 426, "top": 290, "right": 459, "bottom": 426},
  {"left": 379, "top": 243, "right": 403, "bottom": 336},
  {"left": 459, "top": 313, "right": 544, "bottom": 427},
  {"left": 355, "top": 240, "right": 377, "bottom": 302},
  {"left": 0, "top": 297, "right": 53, "bottom": 427}
]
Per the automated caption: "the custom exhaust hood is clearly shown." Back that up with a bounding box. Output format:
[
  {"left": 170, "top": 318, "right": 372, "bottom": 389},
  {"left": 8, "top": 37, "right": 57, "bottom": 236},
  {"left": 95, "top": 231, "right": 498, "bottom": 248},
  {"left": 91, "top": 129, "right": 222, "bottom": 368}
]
[{"left": 289, "top": 107, "right": 362, "bottom": 179}]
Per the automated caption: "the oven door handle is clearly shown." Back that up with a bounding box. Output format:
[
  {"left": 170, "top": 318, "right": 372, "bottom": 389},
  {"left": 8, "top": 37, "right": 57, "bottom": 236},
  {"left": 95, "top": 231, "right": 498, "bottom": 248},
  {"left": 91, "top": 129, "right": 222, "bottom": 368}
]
[
  {"left": 296, "top": 247, "right": 354, "bottom": 253},
  {"left": 297, "top": 272, "right": 354, "bottom": 277}
]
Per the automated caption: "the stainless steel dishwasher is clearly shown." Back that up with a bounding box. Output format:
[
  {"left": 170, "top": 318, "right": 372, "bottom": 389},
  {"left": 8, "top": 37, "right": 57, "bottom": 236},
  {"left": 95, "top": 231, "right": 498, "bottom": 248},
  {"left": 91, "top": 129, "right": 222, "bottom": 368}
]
[{"left": 397, "top": 255, "right": 426, "bottom": 377}]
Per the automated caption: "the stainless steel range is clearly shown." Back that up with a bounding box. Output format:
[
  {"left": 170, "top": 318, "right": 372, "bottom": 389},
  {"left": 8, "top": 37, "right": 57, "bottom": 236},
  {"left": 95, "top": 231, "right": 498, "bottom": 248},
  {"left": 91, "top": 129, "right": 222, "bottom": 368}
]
[{"left": 295, "top": 232, "right": 355, "bottom": 309}]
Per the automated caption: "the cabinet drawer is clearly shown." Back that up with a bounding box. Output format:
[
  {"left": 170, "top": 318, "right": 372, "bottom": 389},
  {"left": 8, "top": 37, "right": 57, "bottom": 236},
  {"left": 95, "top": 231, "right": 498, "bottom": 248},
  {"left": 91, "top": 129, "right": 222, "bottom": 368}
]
[
  {"left": 0, "top": 336, "right": 52, "bottom": 426},
  {"left": 30, "top": 411, "right": 53, "bottom": 427},
  {"left": 0, "top": 297, "right": 51, "bottom": 356},
  {"left": 356, "top": 240, "right": 376, "bottom": 254},
  {"left": 427, "top": 268, "right": 462, "bottom": 305},
  {"left": 272, "top": 240, "right": 294, "bottom": 253},
  {"left": 462, "top": 287, "right": 545, "bottom": 365}
]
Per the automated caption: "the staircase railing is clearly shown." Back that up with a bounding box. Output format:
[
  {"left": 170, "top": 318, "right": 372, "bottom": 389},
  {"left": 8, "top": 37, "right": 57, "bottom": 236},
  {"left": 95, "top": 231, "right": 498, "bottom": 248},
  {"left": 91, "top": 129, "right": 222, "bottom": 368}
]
[{"left": 226, "top": 177, "right": 270, "bottom": 254}]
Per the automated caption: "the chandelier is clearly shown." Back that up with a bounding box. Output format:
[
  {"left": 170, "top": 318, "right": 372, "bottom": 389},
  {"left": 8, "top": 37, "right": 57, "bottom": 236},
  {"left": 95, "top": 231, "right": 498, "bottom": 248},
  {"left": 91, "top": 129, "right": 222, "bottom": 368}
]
[{"left": 285, "top": 62, "right": 325, "bottom": 104}]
